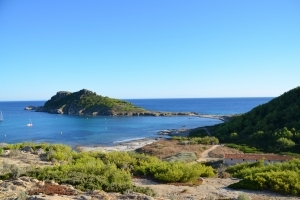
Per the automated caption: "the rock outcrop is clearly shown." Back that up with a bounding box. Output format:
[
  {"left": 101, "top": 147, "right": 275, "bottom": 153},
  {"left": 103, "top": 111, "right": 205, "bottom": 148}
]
[{"left": 24, "top": 106, "right": 42, "bottom": 110}]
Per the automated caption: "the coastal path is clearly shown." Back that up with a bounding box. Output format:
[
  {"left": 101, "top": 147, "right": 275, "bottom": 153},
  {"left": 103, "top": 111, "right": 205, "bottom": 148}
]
[{"left": 196, "top": 145, "right": 221, "bottom": 163}]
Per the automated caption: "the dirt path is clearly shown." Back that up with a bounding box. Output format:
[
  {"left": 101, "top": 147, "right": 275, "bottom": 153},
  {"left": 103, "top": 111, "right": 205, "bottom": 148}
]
[
  {"left": 133, "top": 177, "right": 300, "bottom": 200},
  {"left": 203, "top": 127, "right": 211, "bottom": 136},
  {"left": 196, "top": 145, "right": 221, "bottom": 162}
]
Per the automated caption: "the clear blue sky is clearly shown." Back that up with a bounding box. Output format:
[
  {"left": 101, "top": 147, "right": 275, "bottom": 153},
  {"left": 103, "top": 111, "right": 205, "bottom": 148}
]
[{"left": 1, "top": 0, "right": 299, "bottom": 100}]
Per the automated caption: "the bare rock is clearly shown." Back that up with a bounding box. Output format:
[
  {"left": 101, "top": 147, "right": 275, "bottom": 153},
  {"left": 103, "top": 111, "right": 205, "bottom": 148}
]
[
  {"left": 21, "top": 146, "right": 34, "bottom": 153},
  {"left": 25, "top": 106, "right": 38, "bottom": 110},
  {"left": 20, "top": 176, "right": 31, "bottom": 182}
]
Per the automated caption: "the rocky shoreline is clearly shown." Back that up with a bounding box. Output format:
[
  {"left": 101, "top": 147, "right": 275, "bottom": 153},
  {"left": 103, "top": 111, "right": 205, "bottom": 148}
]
[
  {"left": 25, "top": 105, "right": 198, "bottom": 116},
  {"left": 24, "top": 89, "right": 237, "bottom": 122},
  {"left": 25, "top": 105, "right": 234, "bottom": 122}
]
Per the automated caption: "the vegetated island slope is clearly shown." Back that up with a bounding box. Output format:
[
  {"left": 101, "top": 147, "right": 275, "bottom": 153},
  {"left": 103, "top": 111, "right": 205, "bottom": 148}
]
[
  {"left": 33, "top": 89, "right": 197, "bottom": 116},
  {"left": 210, "top": 86, "right": 300, "bottom": 153}
]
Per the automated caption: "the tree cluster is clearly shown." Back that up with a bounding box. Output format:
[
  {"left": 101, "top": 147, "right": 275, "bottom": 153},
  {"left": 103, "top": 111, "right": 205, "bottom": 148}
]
[{"left": 211, "top": 86, "right": 300, "bottom": 153}]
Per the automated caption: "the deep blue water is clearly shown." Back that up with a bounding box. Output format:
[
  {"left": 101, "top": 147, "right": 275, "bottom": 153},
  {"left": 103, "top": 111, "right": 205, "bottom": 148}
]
[
  {"left": 127, "top": 98, "right": 273, "bottom": 115},
  {"left": 0, "top": 98, "right": 272, "bottom": 146}
]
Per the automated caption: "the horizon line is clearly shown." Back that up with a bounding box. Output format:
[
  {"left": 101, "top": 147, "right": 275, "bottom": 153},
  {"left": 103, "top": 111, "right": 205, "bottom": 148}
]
[{"left": 0, "top": 96, "right": 275, "bottom": 102}]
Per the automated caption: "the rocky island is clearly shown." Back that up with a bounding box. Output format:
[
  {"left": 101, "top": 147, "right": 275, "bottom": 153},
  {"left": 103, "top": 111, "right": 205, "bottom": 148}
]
[{"left": 30, "top": 89, "right": 198, "bottom": 117}]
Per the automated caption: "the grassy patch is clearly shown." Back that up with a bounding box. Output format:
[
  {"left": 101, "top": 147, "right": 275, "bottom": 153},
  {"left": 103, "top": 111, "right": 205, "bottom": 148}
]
[{"left": 163, "top": 152, "right": 197, "bottom": 163}]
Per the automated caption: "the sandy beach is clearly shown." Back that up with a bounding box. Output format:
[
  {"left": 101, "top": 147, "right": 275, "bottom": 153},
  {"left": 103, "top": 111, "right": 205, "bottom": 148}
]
[
  {"left": 79, "top": 127, "right": 193, "bottom": 152},
  {"left": 80, "top": 137, "right": 161, "bottom": 152}
]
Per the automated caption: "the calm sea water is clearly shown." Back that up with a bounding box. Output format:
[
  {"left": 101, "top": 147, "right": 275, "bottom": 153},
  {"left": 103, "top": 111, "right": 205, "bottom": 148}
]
[{"left": 0, "top": 98, "right": 272, "bottom": 146}]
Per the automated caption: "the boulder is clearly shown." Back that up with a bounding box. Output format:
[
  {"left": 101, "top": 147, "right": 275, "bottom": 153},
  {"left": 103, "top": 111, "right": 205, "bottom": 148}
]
[{"left": 21, "top": 146, "right": 33, "bottom": 153}]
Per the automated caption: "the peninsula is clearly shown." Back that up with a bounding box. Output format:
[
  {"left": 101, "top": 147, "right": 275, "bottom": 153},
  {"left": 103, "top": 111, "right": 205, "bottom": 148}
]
[{"left": 29, "top": 89, "right": 198, "bottom": 117}]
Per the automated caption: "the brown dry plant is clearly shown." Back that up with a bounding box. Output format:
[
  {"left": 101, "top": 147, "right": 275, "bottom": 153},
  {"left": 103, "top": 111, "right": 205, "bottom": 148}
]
[
  {"left": 136, "top": 139, "right": 210, "bottom": 159},
  {"left": 208, "top": 145, "right": 243, "bottom": 158}
]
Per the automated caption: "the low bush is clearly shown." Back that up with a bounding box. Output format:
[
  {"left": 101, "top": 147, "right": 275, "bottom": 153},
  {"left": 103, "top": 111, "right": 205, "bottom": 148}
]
[
  {"left": 0, "top": 173, "right": 12, "bottom": 180},
  {"left": 171, "top": 136, "right": 219, "bottom": 145},
  {"left": 27, "top": 156, "right": 132, "bottom": 193},
  {"left": 225, "top": 160, "right": 264, "bottom": 176},
  {"left": 125, "top": 186, "right": 156, "bottom": 197},
  {"left": 134, "top": 160, "right": 215, "bottom": 183},
  {"left": 46, "top": 144, "right": 74, "bottom": 162},
  {"left": 227, "top": 159, "right": 300, "bottom": 195},
  {"left": 5, "top": 142, "right": 215, "bottom": 195}
]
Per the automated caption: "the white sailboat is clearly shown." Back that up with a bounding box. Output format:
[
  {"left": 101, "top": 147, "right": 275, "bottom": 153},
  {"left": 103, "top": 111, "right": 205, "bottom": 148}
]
[
  {"left": 0, "top": 111, "right": 3, "bottom": 122},
  {"left": 27, "top": 118, "right": 33, "bottom": 127}
]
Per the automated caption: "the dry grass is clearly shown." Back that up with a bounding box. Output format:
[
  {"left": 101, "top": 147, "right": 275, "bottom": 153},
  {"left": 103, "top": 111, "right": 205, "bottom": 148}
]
[
  {"left": 136, "top": 139, "right": 211, "bottom": 159},
  {"left": 208, "top": 145, "right": 243, "bottom": 158}
]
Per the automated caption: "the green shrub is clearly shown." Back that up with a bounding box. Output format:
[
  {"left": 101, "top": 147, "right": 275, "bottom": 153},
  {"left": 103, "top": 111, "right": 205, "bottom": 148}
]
[
  {"left": 226, "top": 160, "right": 264, "bottom": 176},
  {"left": 0, "top": 173, "right": 12, "bottom": 180},
  {"left": 127, "top": 186, "right": 156, "bottom": 197},
  {"left": 228, "top": 159, "right": 300, "bottom": 195},
  {"left": 171, "top": 136, "right": 219, "bottom": 145},
  {"left": 97, "top": 151, "right": 137, "bottom": 170},
  {"left": 27, "top": 156, "right": 132, "bottom": 193},
  {"left": 46, "top": 144, "right": 74, "bottom": 162},
  {"left": 135, "top": 161, "right": 215, "bottom": 183},
  {"left": 12, "top": 143, "right": 215, "bottom": 194}
]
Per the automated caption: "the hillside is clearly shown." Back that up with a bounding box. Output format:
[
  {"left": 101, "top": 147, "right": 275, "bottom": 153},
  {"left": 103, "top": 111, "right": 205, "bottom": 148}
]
[
  {"left": 36, "top": 89, "right": 146, "bottom": 115},
  {"left": 35, "top": 89, "right": 197, "bottom": 117},
  {"left": 210, "top": 86, "right": 300, "bottom": 153}
]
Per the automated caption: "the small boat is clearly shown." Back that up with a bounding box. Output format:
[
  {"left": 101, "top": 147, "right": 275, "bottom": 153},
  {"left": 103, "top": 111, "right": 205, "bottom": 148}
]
[
  {"left": 0, "top": 111, "right": 3, "bottom": 122},
  {"left": 27, "top": 118, "right": 33, "bottom": 127}
]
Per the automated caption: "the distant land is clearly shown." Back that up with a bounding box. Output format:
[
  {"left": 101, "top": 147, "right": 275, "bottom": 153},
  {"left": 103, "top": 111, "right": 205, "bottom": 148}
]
[{"left": 25, "top": 89, "right": 201, "bottom": 117}]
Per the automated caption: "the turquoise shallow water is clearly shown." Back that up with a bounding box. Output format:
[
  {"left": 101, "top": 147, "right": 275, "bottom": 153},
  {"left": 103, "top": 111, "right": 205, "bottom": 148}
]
[{"left": 0, "top": 98, "right": 273, "bottom": 146}]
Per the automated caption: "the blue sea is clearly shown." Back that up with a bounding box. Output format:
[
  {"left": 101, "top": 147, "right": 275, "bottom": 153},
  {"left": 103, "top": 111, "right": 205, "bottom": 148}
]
[{"left": 0, "top": 98, "right": 272, "bottom": 146}]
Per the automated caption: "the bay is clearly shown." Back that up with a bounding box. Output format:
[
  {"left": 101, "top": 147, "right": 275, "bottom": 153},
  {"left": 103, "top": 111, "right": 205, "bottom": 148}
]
[{"left": 0, "top": 98, "right": 273, "bottom": 146}]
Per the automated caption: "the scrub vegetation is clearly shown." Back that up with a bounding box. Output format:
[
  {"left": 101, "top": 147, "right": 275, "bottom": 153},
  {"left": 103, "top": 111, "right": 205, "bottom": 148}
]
[
  {"left": 226, "top": 159, "right": 300, "bottom": 196},
  {"left": 171, "top": 136, "right": 219, "bottom": 145},
  {"left": 2, "top": 142, "right": 215, "bottom": 195},
  {"left": 136, "top": 137, "right": 218, "bottom": 160}
]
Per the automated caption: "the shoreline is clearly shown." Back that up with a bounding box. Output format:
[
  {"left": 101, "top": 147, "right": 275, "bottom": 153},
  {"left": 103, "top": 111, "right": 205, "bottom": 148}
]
[
  {"left": 25, "top": 106, "right": 234, "bottom": 122},
  {"left": 0, "top": 127, "right": 195, "bottom": 151},
  {"left": 79, "top": 137, "right": 162, "bottom": 152},
  {"left": 79, "top": 127, "right": 195, "bottom": 152}
]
